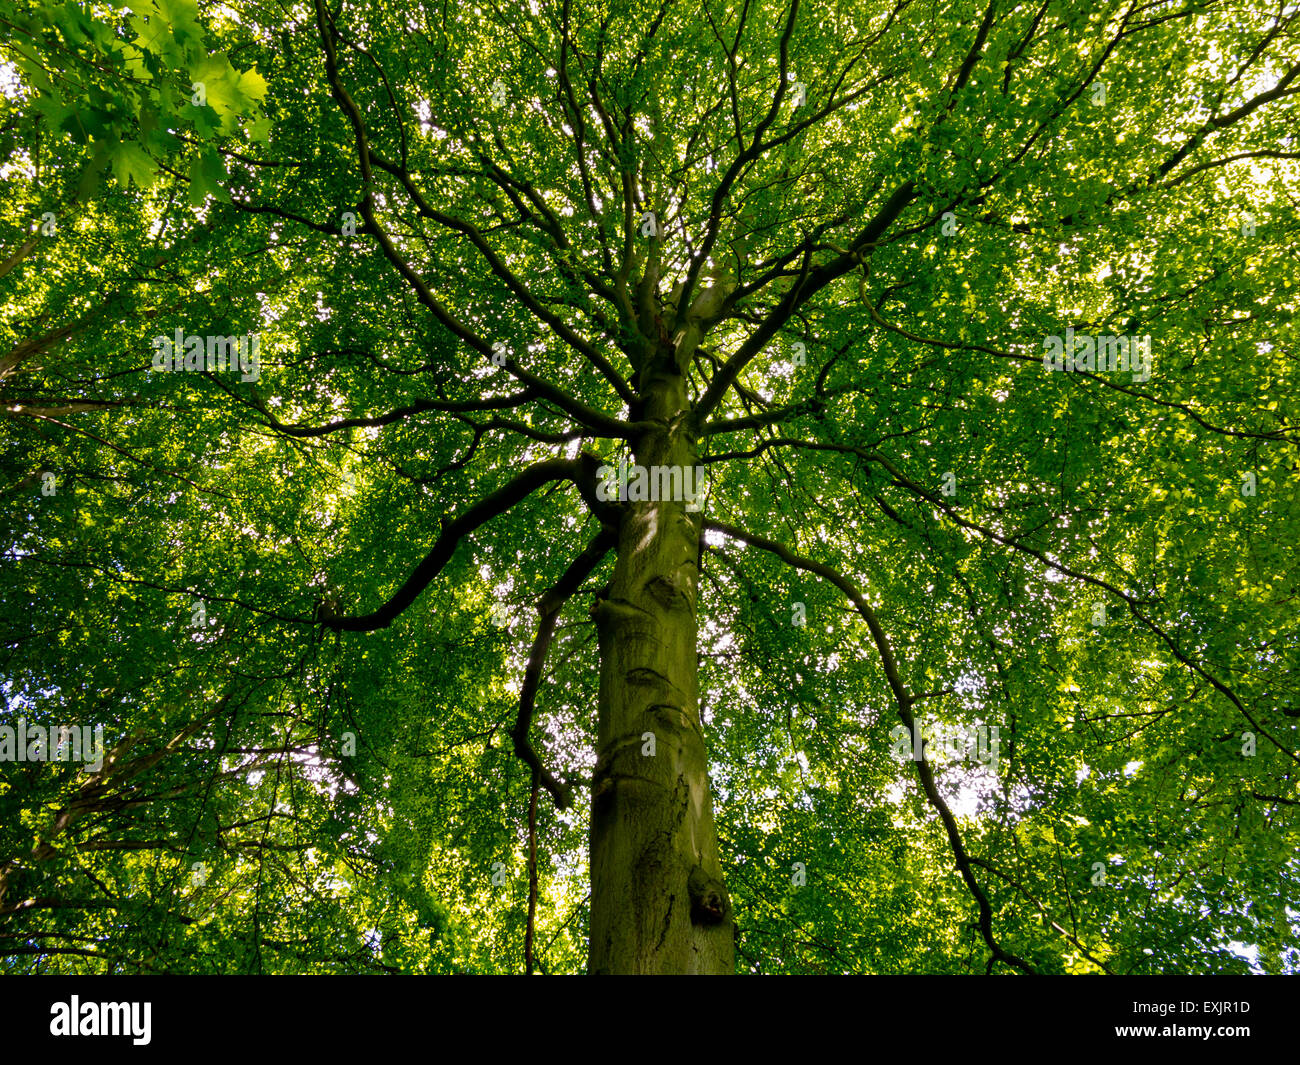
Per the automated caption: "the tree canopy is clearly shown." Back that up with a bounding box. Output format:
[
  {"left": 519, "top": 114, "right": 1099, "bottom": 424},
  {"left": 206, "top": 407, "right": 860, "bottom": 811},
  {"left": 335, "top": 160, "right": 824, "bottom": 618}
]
[{"left": 1, "top": 0, "right": 1298, "bottom": 974}]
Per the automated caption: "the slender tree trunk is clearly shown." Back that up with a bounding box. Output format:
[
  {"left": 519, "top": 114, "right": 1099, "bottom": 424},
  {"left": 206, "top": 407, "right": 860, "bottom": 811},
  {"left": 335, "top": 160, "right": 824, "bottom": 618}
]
[{"left": 588, "top": 354, "right": 734, "bottom": 974}]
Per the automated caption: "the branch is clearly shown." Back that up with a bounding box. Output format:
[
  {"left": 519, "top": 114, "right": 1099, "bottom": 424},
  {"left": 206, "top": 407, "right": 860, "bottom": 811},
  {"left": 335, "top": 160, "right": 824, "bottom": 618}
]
[
  {"left": 368, "top": 151, "right": 635, "bottom": 405},
  {"left": 693, "top": 181, "right": 916, "bottom": 424},
  {"left": 254, "top": 389, "right": 540, "bottom": 438},
  {"left": 319, "top": 454, "right": 614, "bottom": 632},
  {"left": 512, "top": 527, "right": 616, "bottom": 810},
  {"left": 704, "top": 519, "right": 1036, "bottom": 974},
  {"left": 314, "top": 0, "right": 637, "bottom": 440},
  {"left": 853, "top": 448, "right": 1300, "bottom": 767}
]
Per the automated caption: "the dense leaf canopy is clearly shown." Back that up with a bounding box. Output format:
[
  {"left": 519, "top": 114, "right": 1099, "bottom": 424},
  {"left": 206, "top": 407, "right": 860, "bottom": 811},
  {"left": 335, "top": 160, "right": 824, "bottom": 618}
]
[{"left": 1, "top": 0, "right": 1297, "bottom": 974}]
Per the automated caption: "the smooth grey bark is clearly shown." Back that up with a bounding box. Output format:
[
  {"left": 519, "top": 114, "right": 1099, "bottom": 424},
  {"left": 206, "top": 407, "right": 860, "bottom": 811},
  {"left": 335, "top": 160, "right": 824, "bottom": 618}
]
[{"left": 588, "top": 318, "right": 734, "bottom": 974}]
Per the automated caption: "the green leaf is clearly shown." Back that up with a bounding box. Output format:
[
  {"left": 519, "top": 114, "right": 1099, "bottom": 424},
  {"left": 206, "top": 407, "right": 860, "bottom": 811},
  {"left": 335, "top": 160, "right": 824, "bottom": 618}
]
[
  {"left": 188, "top": 151, "right": 228, "bottom": 205},
  {"left": 107, "top": 139, "right": 157, "bottom": 188}
]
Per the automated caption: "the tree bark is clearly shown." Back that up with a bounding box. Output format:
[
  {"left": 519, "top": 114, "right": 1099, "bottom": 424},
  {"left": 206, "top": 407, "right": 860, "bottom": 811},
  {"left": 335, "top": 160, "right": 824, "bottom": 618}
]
[{"left": 587, "top": 350, "right": 734, "bottom": 974}]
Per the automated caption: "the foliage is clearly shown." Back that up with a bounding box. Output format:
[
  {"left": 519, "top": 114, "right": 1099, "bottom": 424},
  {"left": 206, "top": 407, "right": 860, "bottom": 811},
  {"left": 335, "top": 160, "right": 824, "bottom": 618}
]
[{"left": 1, "top": 0, "right": 1297, "bottom": 974}]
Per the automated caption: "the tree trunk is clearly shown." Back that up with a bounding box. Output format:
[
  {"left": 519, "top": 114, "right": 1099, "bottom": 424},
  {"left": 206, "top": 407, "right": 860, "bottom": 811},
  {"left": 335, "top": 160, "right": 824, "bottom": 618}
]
[{"left": 588, "top": 356, "right": 734, "bottom": 974}]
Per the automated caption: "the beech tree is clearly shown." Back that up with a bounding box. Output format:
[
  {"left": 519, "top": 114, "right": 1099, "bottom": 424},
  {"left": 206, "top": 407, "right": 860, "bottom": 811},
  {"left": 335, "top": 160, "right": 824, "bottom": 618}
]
[{"left": 2, "top": 0, "right": 1298, "bottom": 974}]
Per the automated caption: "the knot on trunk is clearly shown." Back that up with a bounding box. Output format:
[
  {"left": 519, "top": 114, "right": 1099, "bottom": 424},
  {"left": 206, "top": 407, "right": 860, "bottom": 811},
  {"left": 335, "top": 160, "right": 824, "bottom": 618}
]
[
  {"left": 688, "top": 864, "right": 731, "bottom": 927},
  {"left": 645, "top": 572, "right": 694, "bottom": 613}
]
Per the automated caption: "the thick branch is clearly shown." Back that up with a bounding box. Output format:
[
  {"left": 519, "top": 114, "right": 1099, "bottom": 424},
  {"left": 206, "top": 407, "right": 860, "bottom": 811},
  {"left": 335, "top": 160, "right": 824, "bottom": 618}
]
[
  {"left": 693, "top": 181, "right": 916, "bottom": 424},
  {"left": 319, "top": 454, "right": 613, "bottom": 631},
  {"left": 255, "top": 389, "right": 539, "bottom": 438},
  {"left": 704, "top": 519, "right": 1036, "bottom": 974},
  {"left": 512, "top": 527, "right": 617, "bottom": 809}
]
